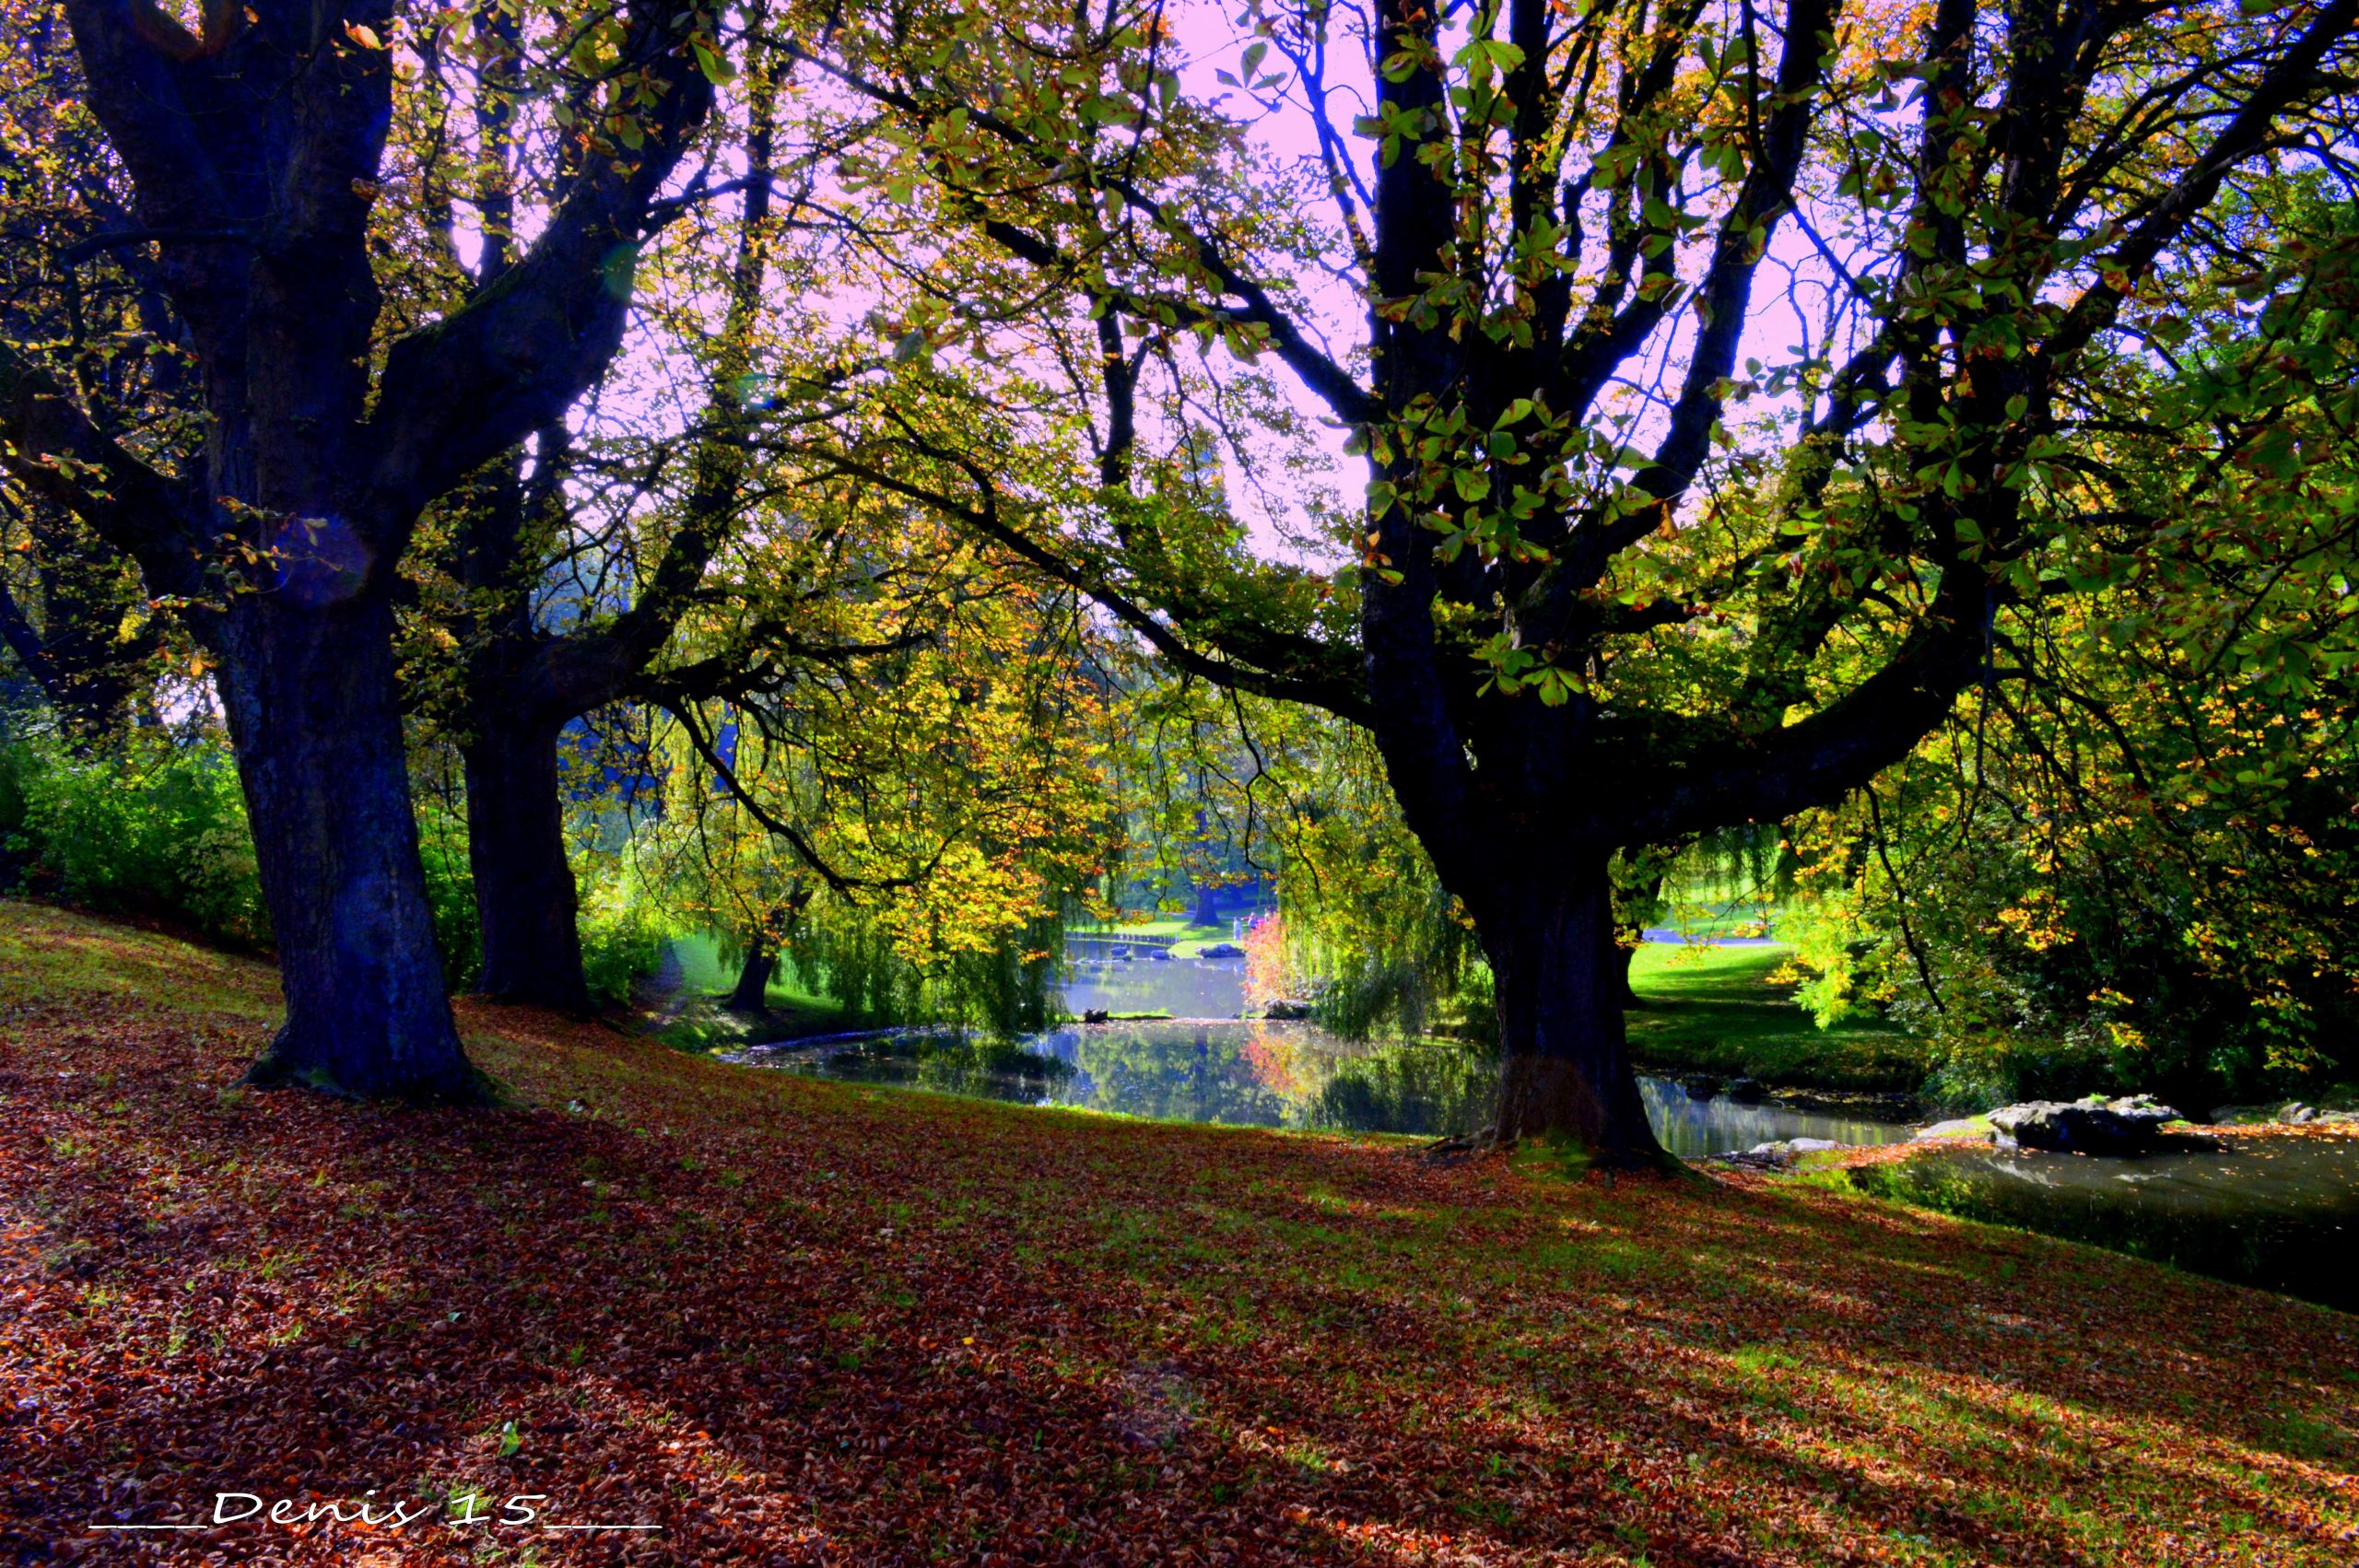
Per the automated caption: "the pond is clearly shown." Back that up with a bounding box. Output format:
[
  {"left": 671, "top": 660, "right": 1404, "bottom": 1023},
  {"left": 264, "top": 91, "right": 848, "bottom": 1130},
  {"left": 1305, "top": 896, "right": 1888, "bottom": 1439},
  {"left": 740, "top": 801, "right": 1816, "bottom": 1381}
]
[
  {"left": 734, "top": 951, "right": 1924, "bottom": 1155},
  {"left": 1854, "top": 1134, "right": 2359, "bottom": 1313},
  {"left": 1060, "top": 954, "right": 1251, "bottom": 1021}
]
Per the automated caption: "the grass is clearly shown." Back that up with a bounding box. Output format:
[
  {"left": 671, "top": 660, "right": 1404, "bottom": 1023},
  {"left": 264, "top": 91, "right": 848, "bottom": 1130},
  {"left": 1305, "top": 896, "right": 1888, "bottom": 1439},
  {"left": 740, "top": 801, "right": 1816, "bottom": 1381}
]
[
  {"left": 4, "top": 899, "right": 2354, "bottom": 1565},
  {"left": 1077, "top": 918, "right": 1238, "bottom": 956},
  {"left": 1628, "top": 942, "right": 1928, "bottom": 1094},
  {"left": 1654, "top": 872, "right": 1783, "bottom": 939},
  {"left": 662, "top": 930, "right": 852, "bottom": 1019}
]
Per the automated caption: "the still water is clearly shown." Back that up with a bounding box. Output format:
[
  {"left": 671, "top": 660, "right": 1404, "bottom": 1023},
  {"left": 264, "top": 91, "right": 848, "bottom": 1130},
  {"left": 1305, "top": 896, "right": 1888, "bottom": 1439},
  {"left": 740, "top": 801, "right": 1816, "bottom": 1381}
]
[
  {"left": 737, "top": 954, "right": 1919, "bottom": 1154},
  {"left": 1855, "top": 1134, "right": 2359, "bottom": 1312}
]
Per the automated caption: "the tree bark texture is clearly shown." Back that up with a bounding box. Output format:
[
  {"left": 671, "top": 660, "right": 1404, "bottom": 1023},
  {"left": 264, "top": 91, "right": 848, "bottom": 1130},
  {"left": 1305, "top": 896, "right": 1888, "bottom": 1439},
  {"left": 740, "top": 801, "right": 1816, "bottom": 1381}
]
[
  {"left": 217, "top": 591, "right": 475, "bottom": 1098},
  {"left": 1483, "top": 859, "right": 1661, "bottom": 1164},
  {"left": 463, "top": 708, "right": 589, "bottom": 1012}
]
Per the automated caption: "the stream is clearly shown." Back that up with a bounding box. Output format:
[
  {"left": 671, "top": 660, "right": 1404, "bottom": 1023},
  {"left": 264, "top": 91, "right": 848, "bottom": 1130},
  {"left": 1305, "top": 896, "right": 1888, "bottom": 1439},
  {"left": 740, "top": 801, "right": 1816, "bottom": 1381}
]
[{"left": 1853, "top": 1134, "right": 2359, "bottom": 1312}]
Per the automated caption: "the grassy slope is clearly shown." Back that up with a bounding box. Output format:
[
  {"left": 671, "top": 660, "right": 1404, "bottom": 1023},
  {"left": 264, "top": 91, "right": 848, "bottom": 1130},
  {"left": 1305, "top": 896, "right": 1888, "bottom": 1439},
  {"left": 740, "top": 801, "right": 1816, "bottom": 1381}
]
[
  {"left": 1628, "top": 943, "right": 1927, "bottom": 1093},
  {"left": 3, "top": 902, "right": 2353, "bottom": 1566}
]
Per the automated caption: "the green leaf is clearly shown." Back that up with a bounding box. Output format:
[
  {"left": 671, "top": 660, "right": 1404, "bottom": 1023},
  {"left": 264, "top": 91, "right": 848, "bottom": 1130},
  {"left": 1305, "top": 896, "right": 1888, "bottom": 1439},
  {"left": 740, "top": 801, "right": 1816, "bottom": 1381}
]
[{"left": 692, "top": 41, "right": 735, "bottom": 86}]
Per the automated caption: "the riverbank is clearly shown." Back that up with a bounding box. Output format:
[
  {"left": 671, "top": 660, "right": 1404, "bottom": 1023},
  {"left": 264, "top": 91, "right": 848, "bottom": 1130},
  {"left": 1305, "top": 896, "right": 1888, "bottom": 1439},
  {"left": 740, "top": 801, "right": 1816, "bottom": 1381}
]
[
  {"left": 5, "top": 902, "right": 2354, "bottom": 1564},
  {"left": 1628, "top": 943, "right": 1927, "bottom": 1094}
]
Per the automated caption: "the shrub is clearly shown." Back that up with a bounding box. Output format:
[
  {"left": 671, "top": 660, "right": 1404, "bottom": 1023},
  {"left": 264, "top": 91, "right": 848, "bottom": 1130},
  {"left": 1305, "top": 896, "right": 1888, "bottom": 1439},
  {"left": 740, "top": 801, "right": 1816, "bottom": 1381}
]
[
  {"left": 4, "top": 725, "right": 484, "bottom": 990},
  {"left": 414, "top": 797, "right": 481, "bottom": 992},
  {"left": 579, "top": 885, "right": 667, "bottom": 1006},
  {"left": 1, "top": 729, "right": 266, "bottom": 948}
]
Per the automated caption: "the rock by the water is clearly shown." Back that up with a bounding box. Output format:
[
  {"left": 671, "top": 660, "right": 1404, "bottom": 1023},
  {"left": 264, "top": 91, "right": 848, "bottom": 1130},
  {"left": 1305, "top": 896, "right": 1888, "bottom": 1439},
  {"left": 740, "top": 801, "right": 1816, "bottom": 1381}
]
[
  {"left": 1683, "top": 1073, "right": 1720, "bottom": 1101},
  {"left": 1724, "top": 1077, "right": 1765, "bottom": 1104},
  {"left": 1081, "top": 1009, "right": 1110, "bottom": 1024},
  {"left": 1739, "top": 1136, "right": 1843, "bottom": 1167},
  {"left": 1988, "top": 1094, "right": 2180, "bottom": 1154},
  {"left": 2207, "top": 1105, "right": 2271, "bottom": 1126},
  {"left": 1145, "top": 949, "right": 1172, "bottom": 962},
  {"left": 2270, "top": 1102, "right": 2359, "bottom": 1126},
  {"left": 1196, "top": 942, "right": 1246, "bottom": 959},
  {"left": 1917, "top": 1116, "right": 1992, "bottom": 1141},
  {"left": 1262, "top": 1000, "right": 1313, "bottom": 1021}
]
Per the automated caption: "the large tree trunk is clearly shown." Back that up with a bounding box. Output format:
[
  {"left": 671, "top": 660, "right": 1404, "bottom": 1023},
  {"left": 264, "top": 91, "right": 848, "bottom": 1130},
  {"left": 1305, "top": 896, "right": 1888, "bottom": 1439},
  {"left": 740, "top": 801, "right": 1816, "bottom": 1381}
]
[
  {"left": 463, "top": 708, "right": 590, "bottom": 1012},
  {"left": 1481, "top": 858, "right": 1666, "bottom": 1166},
  {"left": 727, "top": 932, "right": 776, "bottom": 1014},
  {"left": 213, "top": 591, "right": 478, "bottom": 1102}
]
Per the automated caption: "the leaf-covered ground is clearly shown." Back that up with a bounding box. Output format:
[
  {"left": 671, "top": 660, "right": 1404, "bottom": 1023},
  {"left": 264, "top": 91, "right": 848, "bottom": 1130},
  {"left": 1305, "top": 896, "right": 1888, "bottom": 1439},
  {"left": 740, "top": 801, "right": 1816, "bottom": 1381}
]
[{"left": 3, "top": 902, "right": 2353, "bottom": 1566}]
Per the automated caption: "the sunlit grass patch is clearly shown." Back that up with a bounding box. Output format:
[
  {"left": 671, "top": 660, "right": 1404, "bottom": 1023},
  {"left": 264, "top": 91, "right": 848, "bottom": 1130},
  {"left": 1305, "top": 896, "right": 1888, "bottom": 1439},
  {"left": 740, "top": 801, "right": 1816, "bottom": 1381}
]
[{"left": 1626, "top": 941, "right": 1923, "bottom": 1091}]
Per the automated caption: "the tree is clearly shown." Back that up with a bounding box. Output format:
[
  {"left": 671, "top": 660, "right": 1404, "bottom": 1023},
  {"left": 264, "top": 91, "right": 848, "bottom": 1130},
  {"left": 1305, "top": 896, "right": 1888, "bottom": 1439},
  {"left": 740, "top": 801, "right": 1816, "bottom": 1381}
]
[
  {"left": 0, "top": 5, "right": 170, "bottom": 738},
  {"left": 628, "top": 525, "right": 1108, "bottom": 1034},
  {"left": 405, "top": 18, "right": 787, "bottom": 1012},
  {"left": 0, "top": 0, "right": 721, "bottom": 1097},
  {"left": 0, "top": 498, "right": 158, "bottom": 735},
  {"left": 1778, "top": 196, "right": 2359, "bottom": 1111},
  {"left": 799, "top": 0, "right": 2359, "bottom": 1161}
]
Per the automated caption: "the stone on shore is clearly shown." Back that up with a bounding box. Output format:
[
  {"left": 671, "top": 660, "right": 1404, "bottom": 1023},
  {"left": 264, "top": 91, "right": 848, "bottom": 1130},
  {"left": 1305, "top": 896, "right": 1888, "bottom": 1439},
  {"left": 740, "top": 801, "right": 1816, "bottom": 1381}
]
[
  {"left": 1738, "top": 1137, "right": 1844, "bottom": 1167},
  {"left": 1987, "top": 1094, "right": 2180, "bottom": 1155}
]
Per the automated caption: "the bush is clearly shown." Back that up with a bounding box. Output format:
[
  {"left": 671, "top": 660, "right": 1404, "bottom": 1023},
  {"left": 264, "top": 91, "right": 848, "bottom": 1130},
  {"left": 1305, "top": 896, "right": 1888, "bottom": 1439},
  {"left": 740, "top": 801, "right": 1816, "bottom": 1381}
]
[
  {"left": 579, "top": 885, "right": 667, "bottom": 1006},
  {"left": 414, "top": 798, "right": 481, "bottom": 992},
  {"left": 1, "top": 730, "right": 267, "bottom": 948},
  {"left": 3, "top": 726, "right": 487, "bottom": 990}
]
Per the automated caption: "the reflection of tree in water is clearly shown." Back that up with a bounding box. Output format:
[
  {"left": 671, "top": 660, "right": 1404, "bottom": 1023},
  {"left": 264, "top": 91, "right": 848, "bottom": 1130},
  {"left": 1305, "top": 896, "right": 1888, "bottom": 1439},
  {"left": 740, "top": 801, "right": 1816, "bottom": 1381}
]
[
  {"left": 1062, "top": 1023, "right": 1295, "bottom": 1127},
  {"left": 1240, "top": 1021, "right": 1307, "bottom": 1098},
  {"left": 1856, "top": 1144, "right": 2359, "bottom": 1313},
  {"left": 1306, "top": 1041, "right": 1497, "bottom": 1138},
  {"left": 910, "top": 1038, "right": 1073, "bottom": 1099},
  {"left": 1055, "top": 1022, "right": 1496, "bottom": 1134}
]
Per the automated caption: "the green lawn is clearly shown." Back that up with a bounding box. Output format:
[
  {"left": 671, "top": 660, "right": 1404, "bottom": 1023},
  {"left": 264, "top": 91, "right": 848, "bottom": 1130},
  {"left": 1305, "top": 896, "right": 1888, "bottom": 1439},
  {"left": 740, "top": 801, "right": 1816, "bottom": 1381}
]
[
  {"left": 642, "top": 931, "right": 853, "bottom": 1051},
  {"left": 1627, "top": 942, "right": 1926, "bottom": 1093},
  {"left": 1076, "top": 918, "right": 1237, "bottom": 957},
  {"left": 1654, "top": 872, "right": 1781, "bottom": 939}
]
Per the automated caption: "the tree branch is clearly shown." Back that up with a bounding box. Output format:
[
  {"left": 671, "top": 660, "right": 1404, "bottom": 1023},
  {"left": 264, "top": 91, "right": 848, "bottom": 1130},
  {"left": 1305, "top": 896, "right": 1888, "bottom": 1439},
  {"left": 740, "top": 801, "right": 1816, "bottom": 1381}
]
[
  {"left": 367, "top": 0, "right": 722, "bottom": 518},
  {"left": 0, "top": 340, "right": 203, "bottom": 599}
]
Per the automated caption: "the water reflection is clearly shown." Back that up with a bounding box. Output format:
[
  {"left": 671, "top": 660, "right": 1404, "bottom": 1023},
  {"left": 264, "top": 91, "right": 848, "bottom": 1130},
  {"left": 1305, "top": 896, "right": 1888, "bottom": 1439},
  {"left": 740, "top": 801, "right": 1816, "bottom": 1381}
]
[
  {"left": 1639, "top": 1079, "right": 1917, "bottom": 1160},
  {"left": 735, "top": 1012, "right": 1919, "bottom": 1153},
  {"left": 1058, "top": 956, "right": 1249, "bottom": 1021},
  {"left": 1858, "top": 1135, "right": 2359, "bottom": 1311}
]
